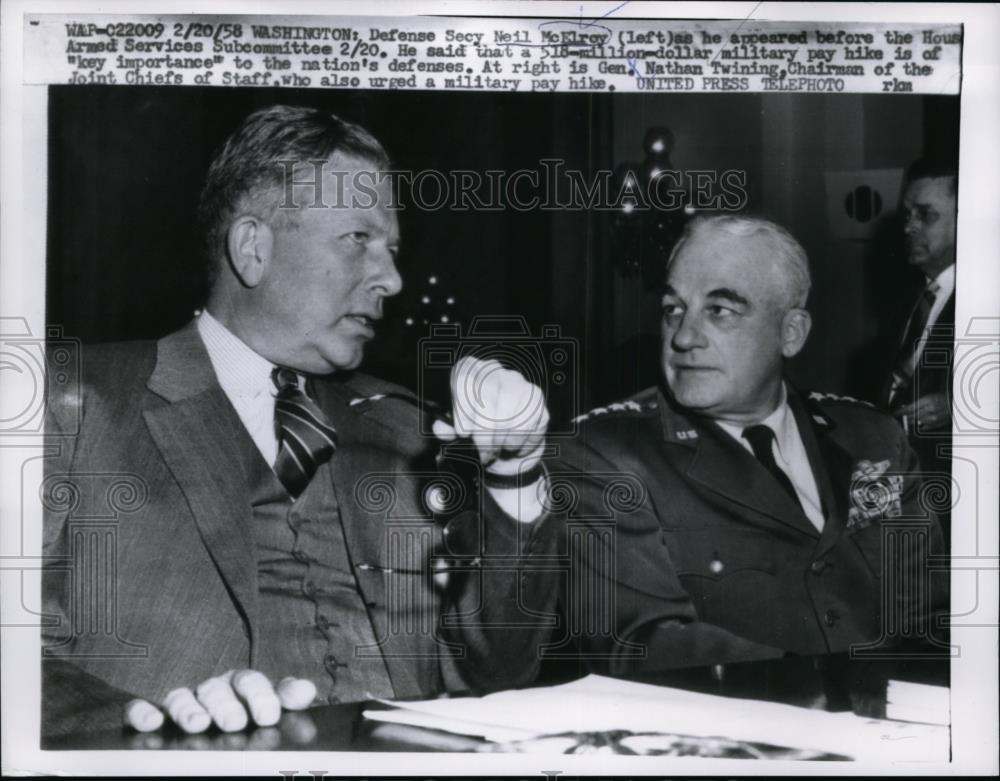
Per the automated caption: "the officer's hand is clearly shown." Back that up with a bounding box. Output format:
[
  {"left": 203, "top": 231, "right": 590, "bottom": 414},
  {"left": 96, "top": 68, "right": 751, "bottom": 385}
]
[
  {"left": 894, "top": 392, "right": 951, "bottom": 431},
  {"left": 433, "top": 356, "right": 549, "bottom": 474},
  {"left": 124, "top": 670, "right": 316, "bottom": 733}
]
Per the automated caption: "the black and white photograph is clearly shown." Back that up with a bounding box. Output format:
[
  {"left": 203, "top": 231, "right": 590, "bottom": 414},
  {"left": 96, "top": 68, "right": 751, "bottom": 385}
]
[{"left": 1, "top": 1, "right": 997, "bottom": 776}]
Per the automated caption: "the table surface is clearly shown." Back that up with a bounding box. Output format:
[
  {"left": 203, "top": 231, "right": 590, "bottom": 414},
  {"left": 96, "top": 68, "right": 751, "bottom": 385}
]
[{"left": 43, "top": 653, "right": 949, "bottom": 752}]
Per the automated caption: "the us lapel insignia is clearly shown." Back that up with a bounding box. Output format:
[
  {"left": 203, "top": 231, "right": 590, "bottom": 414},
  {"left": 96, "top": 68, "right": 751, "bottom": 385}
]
[{"left": 847, "top": 459, "right": 902, "bottom": 532}]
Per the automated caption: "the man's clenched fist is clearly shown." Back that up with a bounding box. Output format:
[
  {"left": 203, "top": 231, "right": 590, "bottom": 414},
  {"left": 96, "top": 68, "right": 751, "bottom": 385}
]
[{"left": 432, "top": 356, "right": 549, "bottom": 474}]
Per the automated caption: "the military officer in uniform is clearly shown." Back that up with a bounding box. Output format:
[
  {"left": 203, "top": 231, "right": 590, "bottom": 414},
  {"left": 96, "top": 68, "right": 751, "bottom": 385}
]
[{"left": 547, "top": 215, "right": 947, "bottom": 676}]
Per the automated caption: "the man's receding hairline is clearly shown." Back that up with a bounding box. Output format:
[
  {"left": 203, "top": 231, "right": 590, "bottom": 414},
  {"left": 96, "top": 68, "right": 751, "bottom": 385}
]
[{"left": 668, "top": 220, "right": 809, "bottom": 311}]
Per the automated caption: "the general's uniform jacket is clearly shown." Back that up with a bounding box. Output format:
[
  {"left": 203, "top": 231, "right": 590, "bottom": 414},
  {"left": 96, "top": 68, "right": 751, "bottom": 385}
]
[
  {"left": 41, "top": 322, "right": 547, "bottom": 732},
  {"left": 548, "top": 385, "right": 947, "bottom": 674}
]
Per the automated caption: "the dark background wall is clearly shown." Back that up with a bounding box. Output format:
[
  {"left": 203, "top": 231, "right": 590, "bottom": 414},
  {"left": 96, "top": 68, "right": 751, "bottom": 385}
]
[{"left": 46, "top": 86, "right": 958, "bottom": 425}]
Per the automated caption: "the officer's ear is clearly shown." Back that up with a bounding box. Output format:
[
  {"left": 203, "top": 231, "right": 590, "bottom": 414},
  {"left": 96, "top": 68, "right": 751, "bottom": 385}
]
[
  {"left": 226, "top": 215, "right": 274, "bottom": 289},
  {"left": 780, "top": 307, "right": 812, "bottom": 358}
]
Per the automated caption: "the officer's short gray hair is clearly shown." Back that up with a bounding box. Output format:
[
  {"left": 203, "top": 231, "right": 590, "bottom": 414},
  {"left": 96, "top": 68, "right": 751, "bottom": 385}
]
[{"left": 667, "top": 215, "right": 812, "bottom": 309}]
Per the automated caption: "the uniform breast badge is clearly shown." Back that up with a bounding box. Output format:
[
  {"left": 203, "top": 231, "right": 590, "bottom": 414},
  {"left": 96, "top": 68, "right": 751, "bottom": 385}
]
[{"left": 847, "top": 458, "right": 902, "bottom": 532}]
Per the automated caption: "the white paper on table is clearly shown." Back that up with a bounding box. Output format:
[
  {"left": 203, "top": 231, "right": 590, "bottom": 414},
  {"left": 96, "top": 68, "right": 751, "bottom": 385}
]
[
  {"left": 363, "top": 708, "right": 538, "bottom": 744},
  {"left": 363, "top": 674, "right": 950, "bottom": 761},
  {"left": 886, "top": 680, "right": 951, "bottom": 726}
]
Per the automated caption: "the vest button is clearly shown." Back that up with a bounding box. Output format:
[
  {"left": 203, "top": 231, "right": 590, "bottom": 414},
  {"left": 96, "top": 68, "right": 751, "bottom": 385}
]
[
  {"left": 293, "top": 548, "right": 310, "bottom": 564},
  {"left": 302, "top": 580, "right": 317, "bottom": 597},
  {"left": 327, "top": 693, "right": 341, "bottom": 705}
]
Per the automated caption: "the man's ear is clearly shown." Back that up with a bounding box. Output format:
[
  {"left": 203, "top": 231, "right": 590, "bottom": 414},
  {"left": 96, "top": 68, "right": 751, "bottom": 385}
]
[
  {"left": 225, "top": 215, "right": 274, "bottom": 288},
  {"left": 781, "top": 307, "right": 812, "bottom": 358}
]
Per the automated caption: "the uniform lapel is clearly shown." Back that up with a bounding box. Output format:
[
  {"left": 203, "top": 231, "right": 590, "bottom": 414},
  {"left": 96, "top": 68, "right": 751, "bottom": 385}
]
[
  {"left": 311, "top": 379, "right": 437, "bottom": 691},
  {"left": 660, "top": 391, "right": 820, "bottom": 537},
  {"left": 310, "top": 379, "right": 389, "bottom": 573},
  {"left": 142, "top": 321, "right": 261, "bottom": 661},
  {"left": 788, "top": 390, "right": 855, "bottom": 558}
]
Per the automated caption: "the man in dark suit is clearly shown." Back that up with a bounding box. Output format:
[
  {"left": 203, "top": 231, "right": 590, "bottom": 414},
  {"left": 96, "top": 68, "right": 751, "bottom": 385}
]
[
  {"left": 42, "top": 106, "right": 551, "bottom": 736},
  {"left": 543, "top": 215, "right": 947, "bottom": 676},
  {"left": 881, "top": 160, "right": 957, "bottom": 536}
]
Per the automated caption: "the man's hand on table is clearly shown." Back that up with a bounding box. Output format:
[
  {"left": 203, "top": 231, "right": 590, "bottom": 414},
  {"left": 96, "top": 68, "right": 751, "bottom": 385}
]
[{"left": 124, "top": 670, "right": 316, "bottom": 733}]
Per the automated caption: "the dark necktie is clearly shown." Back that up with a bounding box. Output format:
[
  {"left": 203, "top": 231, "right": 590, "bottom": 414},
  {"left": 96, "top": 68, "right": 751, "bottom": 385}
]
[
  {"left": 894, "top": 285, "right": 938, "bottom": 378},
  {"left": 742, "top": 424, "right": 803, "bottom": 511},
  {"left": 272, "top": 367, "right": 338, "bottom": 498}
]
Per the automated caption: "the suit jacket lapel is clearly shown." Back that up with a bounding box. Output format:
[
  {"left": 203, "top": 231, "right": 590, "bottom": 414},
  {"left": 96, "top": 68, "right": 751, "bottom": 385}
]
[
  {"left": 659, "top": 393, "right": 820, "bottom": 537},
  {"left": 143, "top": 321, "right": 261, "bottom": 662}
]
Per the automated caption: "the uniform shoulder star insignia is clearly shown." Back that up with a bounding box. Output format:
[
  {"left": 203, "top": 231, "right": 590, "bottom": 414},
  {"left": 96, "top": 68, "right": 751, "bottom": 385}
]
[
  {"left": 571, "top": 392, "right": 656, "bottom": 425},
  {"left": 348, "top": 392, "right": 391, "bottom": 407},
  {"left": 807, "top": 390, "right": 876, "bottom": 409},
  {"left": 342, "top": 374, "right": 424, "bottom": 416}
]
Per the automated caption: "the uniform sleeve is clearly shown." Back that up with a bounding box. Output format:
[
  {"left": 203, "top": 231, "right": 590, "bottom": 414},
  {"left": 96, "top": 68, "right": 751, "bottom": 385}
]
[
  {"left": 438, "top": 478, "right": 560, "bottom": 692},
  {"left": 892, "top": 421, "right": 950, "bottom": 636}
]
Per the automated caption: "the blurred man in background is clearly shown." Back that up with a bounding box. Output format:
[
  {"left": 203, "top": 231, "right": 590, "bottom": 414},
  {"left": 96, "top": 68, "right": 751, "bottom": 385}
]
[{"left": 882, "top": 159, "right": 957, "bottom": 539}]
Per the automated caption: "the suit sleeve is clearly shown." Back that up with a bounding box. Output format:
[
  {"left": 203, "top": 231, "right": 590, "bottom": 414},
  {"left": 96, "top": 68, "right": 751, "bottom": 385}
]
[
  {"left": 40, "top": 358, "right": 145, "bottom": 737},
  {"left": 42, "top": 659, "right": 140, "bottom": 739},
  {"left": 551, "top": 438, "right": 783, "bottom": 675}
]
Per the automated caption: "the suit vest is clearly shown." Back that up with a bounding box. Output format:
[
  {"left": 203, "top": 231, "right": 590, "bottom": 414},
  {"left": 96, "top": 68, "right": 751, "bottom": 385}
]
[{"left": 247, "top": 448, "right": 394, "bottom": 705}]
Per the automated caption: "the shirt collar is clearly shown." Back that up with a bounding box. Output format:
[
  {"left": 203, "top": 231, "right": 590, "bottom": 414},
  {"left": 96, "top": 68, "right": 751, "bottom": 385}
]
[
  {"left": 928, "top": 264, "right": 956, "bottom": 298},
  {"left": 196, "top": 309, "right": 277, "bottom": 398},
  {"left": 716, "top": 383, "right": 794, "bottom": 455}
]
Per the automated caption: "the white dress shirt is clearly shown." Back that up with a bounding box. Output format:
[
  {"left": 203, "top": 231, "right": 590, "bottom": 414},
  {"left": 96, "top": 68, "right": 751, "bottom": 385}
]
[
  {"left": 197, "top": 310, "right": 284, "bottom": 466},
  {"left": 716, "top": 385, "right": 826, "bottom": 531}
]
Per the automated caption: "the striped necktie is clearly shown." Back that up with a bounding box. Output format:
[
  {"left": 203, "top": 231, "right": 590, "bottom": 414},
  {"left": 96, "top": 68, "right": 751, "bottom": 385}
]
[{"left": 271, "top": 367, "right": 338, "bottom": 498}]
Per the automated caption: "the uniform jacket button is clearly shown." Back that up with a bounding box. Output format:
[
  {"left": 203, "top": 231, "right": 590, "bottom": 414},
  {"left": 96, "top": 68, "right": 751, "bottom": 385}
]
[
  {"left": 824, "top": 608, "right": 840, "bottom": 627},
  {"left": 810, "top": 560, "right": 827, "bottom": 574},
  {"left": 709, "top": 559, "right": 725, "bottom": 574}
]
